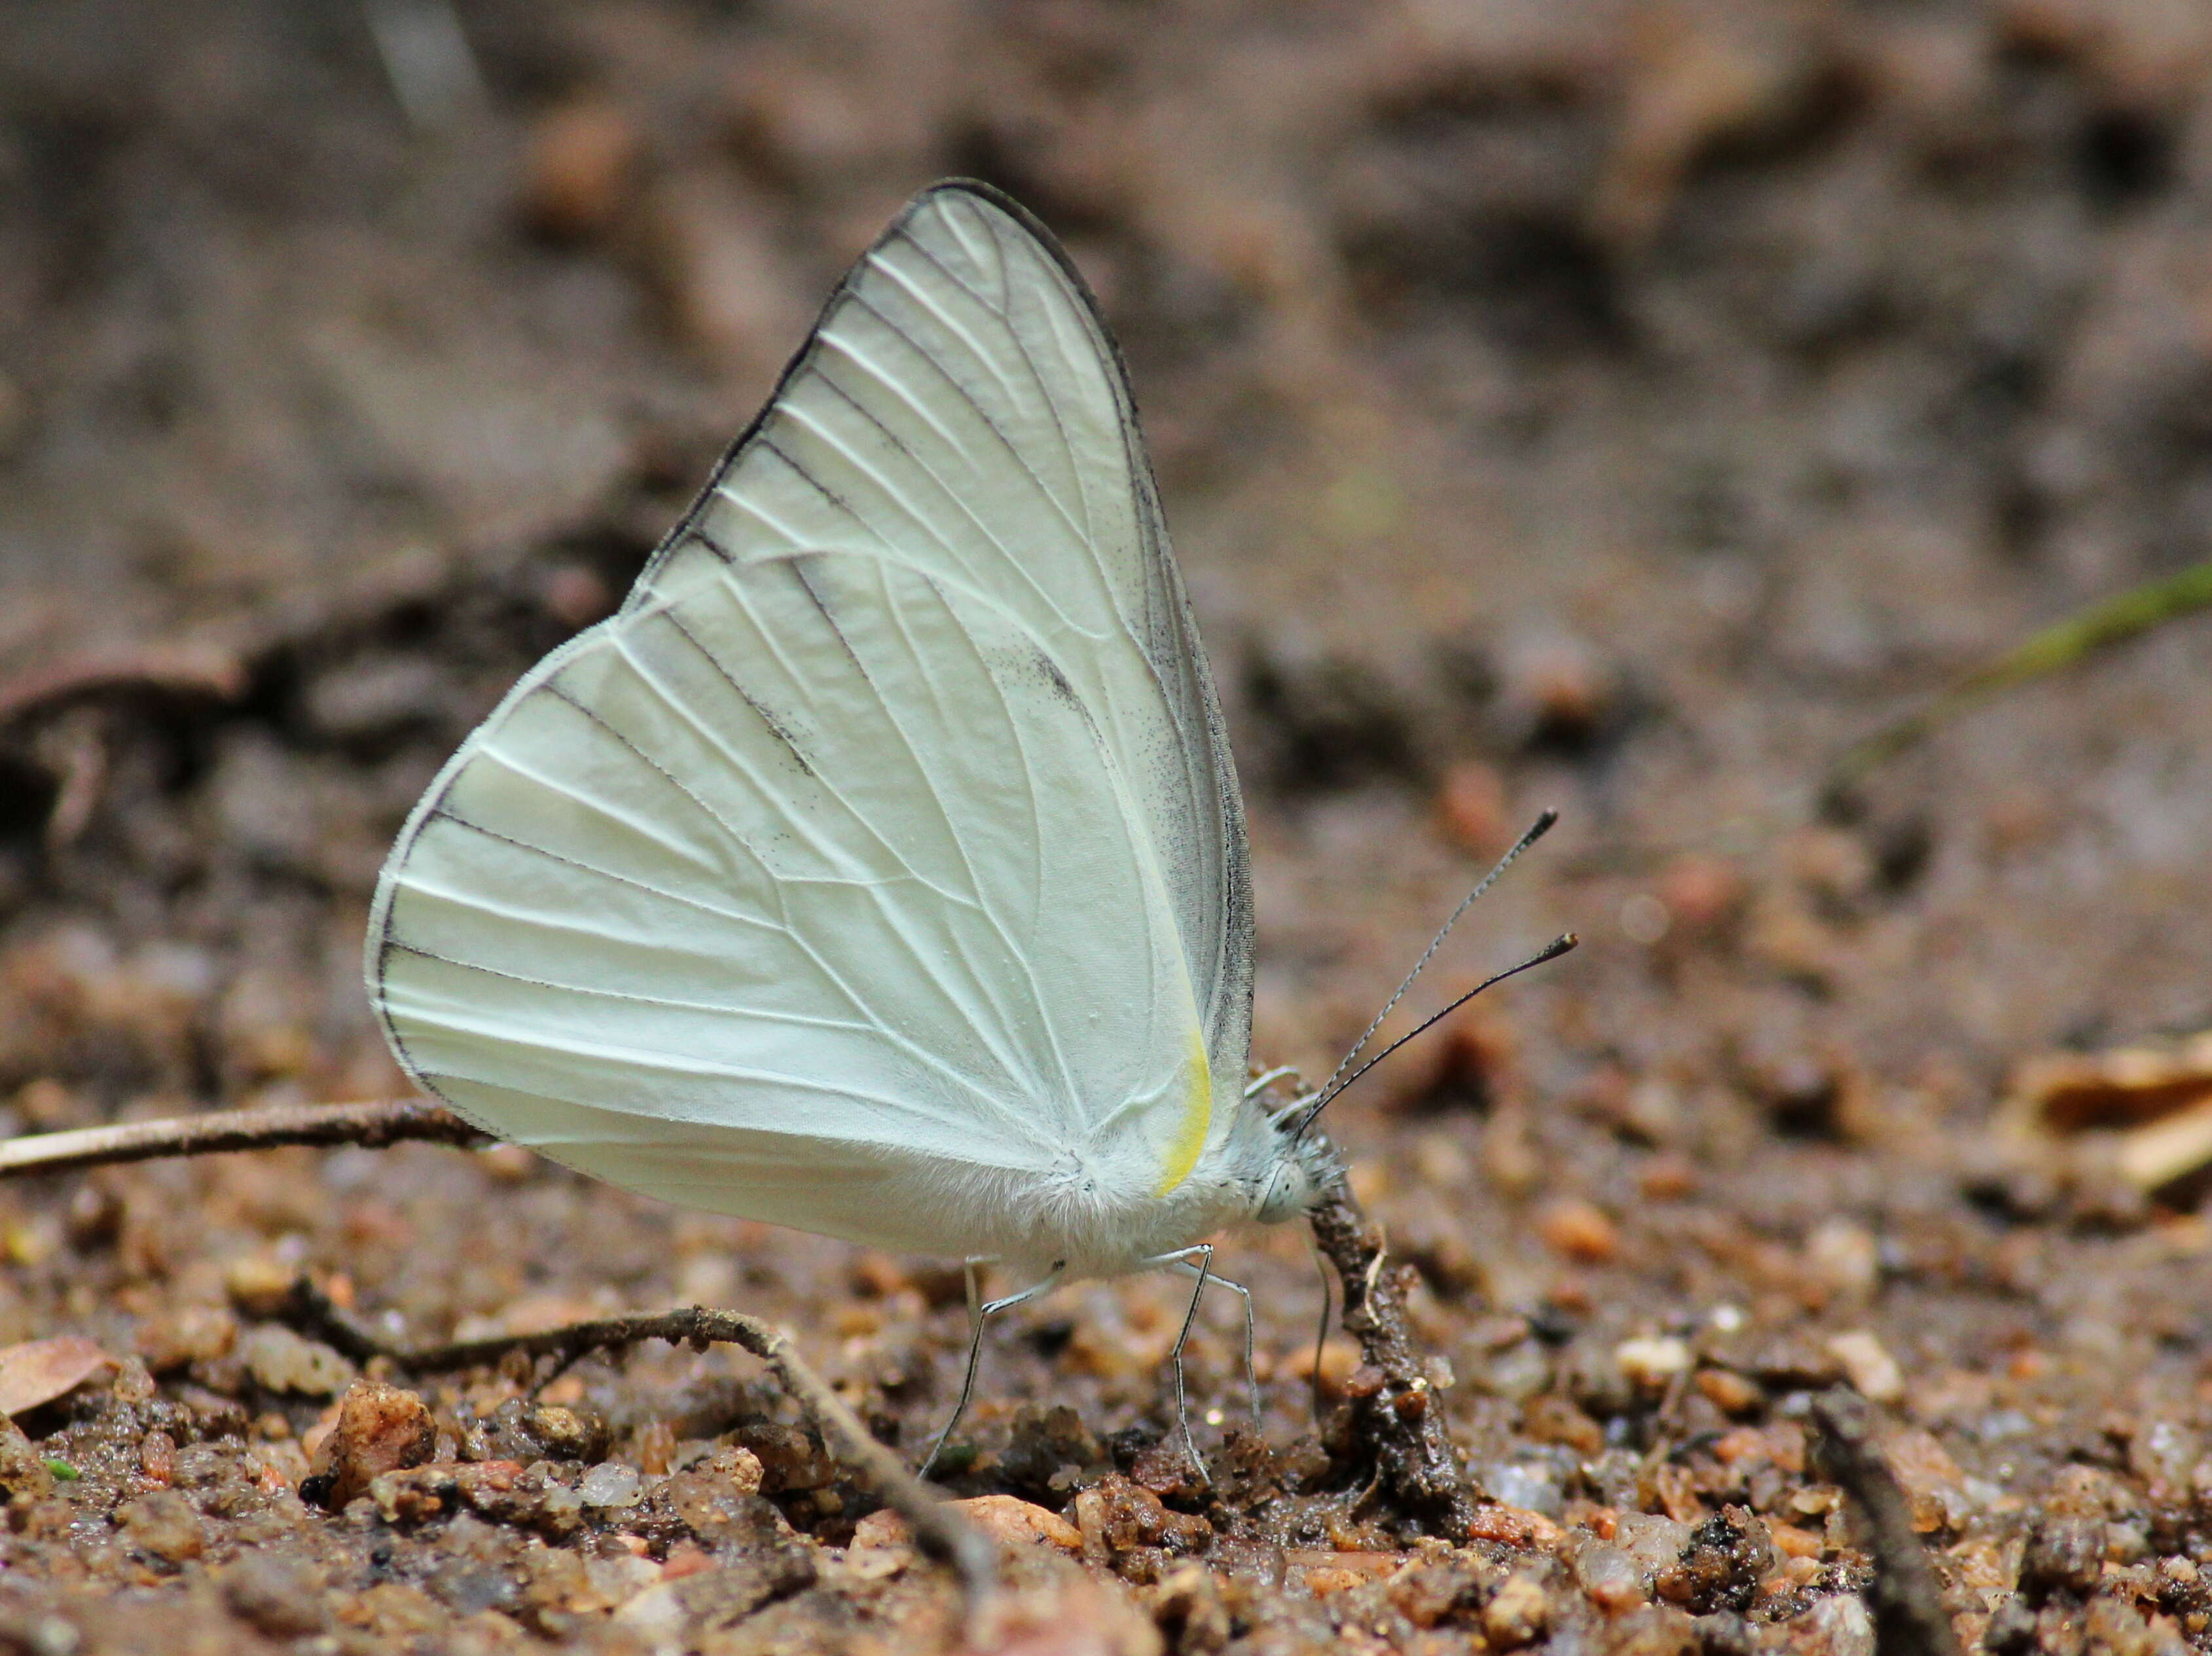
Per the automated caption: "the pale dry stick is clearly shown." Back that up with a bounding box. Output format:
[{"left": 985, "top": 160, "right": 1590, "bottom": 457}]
[
  {"left": 0, "top": 1102, "right": 996, "bottom": 1601},
  {"left": 0, "top": 1099, "right": 483, "bottom": 1177}
]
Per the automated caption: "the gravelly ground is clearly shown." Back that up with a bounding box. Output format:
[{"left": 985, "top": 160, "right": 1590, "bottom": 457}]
[{"left": 3, "top": 1, "right": 2212, "bottom": 1651}]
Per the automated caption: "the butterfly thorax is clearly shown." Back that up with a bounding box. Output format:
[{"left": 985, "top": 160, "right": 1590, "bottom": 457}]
[{"left": 937, "top": 1100, "right": 1339, "bottom": 1281}]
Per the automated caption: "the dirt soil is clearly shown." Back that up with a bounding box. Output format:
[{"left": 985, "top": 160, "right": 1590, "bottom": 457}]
[{"left": 3, "top": 1, "right": 2212, "bottom": 1652}]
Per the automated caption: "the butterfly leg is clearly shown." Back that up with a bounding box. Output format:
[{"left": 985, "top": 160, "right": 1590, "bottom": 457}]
[
  {"left": 1165, "top": 1257, "right": 1261, "bottom": 1431},
  {"left": 1243, "top": 1065, "right": 1299, "bottom": 1099},
  {"left": 918, "top": 1260, "right": 1064, "bottom": 1480},
  {"left": 1140, "top": 1242, "right": 1219, "bottom": 1469}
]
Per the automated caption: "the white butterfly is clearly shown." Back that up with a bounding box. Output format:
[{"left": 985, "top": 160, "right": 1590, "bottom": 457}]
[{"left": 365, "top": 181, "right": 1336, "bottom": 1451}]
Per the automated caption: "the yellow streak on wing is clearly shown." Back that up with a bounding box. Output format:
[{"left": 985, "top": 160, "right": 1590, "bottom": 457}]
[{"left": 1151, "top": 1029, "right": 1212, "bottom": 1198}]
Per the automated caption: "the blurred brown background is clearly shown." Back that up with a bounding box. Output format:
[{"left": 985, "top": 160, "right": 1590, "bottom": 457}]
[
  {"left": 2, "top": 1, "right": 2212, "bottom": 1650},
  {"left": 5, "top": 0, "right": 2209, "bottom": 1066}
]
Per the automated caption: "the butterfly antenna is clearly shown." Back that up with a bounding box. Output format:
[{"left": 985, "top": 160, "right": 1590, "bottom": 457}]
[
  {"left": 1308, "top": 809, "right": 1558, "bottom": 1111},
  {"left": 1288, "top": 930, "right": 1578, "bottom": 1141}
]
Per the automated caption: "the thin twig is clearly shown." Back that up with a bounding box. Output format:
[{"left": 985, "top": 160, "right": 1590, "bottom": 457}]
[
  {"left": 1824, "top": 557, "right": 2212, "bottom": 807},
  {"left": 424, "top": 1305, "right": 996, "bottom": 1596},
  {"left": 0, "top": 1106, "right": 996, "bottom": 1597},
  {"left": 0, "top": 646, "right": 247, "bottom": 731},
  {"left": 277, "top": 1286, "right": 996, "bottom": 1600},
  {"left": 0, "top": 1099, "right": 484, "bottom": 1178},
  {"left": 1809, "top": 1388, "right": 1961, "bottom": 1656},
  {"left": 1305, "top": 1174, "right": 1479, "bottom": 1536}
]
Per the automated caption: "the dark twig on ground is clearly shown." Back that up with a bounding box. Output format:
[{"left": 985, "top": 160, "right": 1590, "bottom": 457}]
[
  {"left": 1306, "top": 1173, "right": 1480, "bottom": 1536},
  {"left": 0, "top": 1099, "right": 485, "bottom": 1178},
  {"left": 278, "top": 1286, "right": 998, "bottom": 1601},
  {"left": 1809, "top": 1388, "right": 1962, "bottom": 1656}
]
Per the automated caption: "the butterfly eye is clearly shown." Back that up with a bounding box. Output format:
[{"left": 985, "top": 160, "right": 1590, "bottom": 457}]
[{"left": 1256, "top": 1161, "right": 1307, "bottom": 1223}]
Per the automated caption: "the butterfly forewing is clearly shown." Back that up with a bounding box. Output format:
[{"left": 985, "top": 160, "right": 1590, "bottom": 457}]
[
  {"left": 653, "top": 185, "right": 1252, "bottom": 1111},
  {"left": 369, "top": 183, "right": 1254, "bottom": 1251}
]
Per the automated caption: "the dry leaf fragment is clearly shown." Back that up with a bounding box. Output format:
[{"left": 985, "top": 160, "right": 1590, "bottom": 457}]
[
  {"left": 2007, "top": 1031, "right": 2212, "bottom": 1133},
  {"left": 0, "top": 1335, "right": 115, "bottom": 1416},
  {"left": 2114, "top": 1103, "right": 2212, "bottom": 1194},
  {"left": 2004, "top": 1029, "right": 2212, "bottom": 1190}
]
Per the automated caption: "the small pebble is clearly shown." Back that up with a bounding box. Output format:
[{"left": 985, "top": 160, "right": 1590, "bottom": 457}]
[
  {"left": 1466, "top": 1503, "right": 1562, "bottom": 1549},
  {"left": 238, "top": 1326, "right": 355, "bottom": 1399},
  {"left": 578, "top": 1462, "right": 645, "bottom": 1509},
  {"left": 1573, "top": 1541, "right": 1647, "bottom": 1611},
  {"left": 1807, "top": 1592, "right": 1876, "bottom": 1656},
  {"left": 135, "top": 1304, "right": 238, "bottom": 1374},
  {"left": 1523, "top": 1394, "right": 1605, "bottom": 1457},
  {"left": 1615, "top": 1511, "right": 1692, "bottom": 1577},
  {"left": 117, "top": 1490, "right": 206, "bottom": 1565},
  {"left": 1824, "top": 1331, "right": 1902, "bottom": 1404},
  {"left": 1884, "top": 1427, "right": 1973, "bottom": 1534},
  {"left": 1539, "top": 1199, "right": 1621, "bottom": 1264},
  {"left": 221, "top": 1555, "right": 327, "bottom": 1639},
  {"left": 223, "top": 1257, "right": 297, "bottom": 1319},
  {"left": 863, "top": 1494, "right": 1081, "bottom": 1553},
  {"left": 2021, "top": 1514, "right": 2107, "bottom": 1600},
  {"left": 1657, "top": 855, "right": 1745, "bottom": 933},
  {"left": 1284, "top": 1338, "right": 1360, "bottom": 1395},
  {"left": 1745, "top": 1048, "right": 1849, "bottom": 1139},
  {"left": 1768, "top": 1521, "right": 1823, "bottom": 1559},
  {"left": 521, "top": 100, "right": 644, "bottom": 241},
  {"left": 302, "top": 1380, "right": 435, "bottom": 1510},
  {"left": 1616, "top": 1335, "right": 1693, "bottom": 1389},
  {"left": 732, "top": 1420, "right": 833, "bottom": 1493},
  {"left": 632, "top": 1420, "right": 677, "bottom": 1477},
  {"left": 479, "top": 1144, "right": 537, "bottom": 1182},
  {"left": 1483, "top": 1461, "right": 1566, "bottom": 1518},
  {"left": 1805, "top": 1220, "right": 1879, "bottom": 1302},
  {"left": 0, "top": 1420, "right": 54, "bottom": 1500},
  {"left": 1434, "top": 760, "right": 1510, "bottom": 855},
  {"left": 1785, "top": 826, "right": 1877, "bottom": 910},
  {"left": 1694, "top": 1368, "right": 1763, "bottom": 1416},
  {"left": 1485, "top": 1573, "right": 1551, "bottom": 1646},
  {"left": 848, "top": 1252, "right": 911, "bottom": 1298},
  {"left": 137, "top": 1429, "right": 176, "bottom": 1486}
]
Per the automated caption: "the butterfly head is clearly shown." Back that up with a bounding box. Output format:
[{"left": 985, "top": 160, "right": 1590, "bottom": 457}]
[{"left": 1252, "top": 1109, "right": 1340, "bottom": 1224}]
